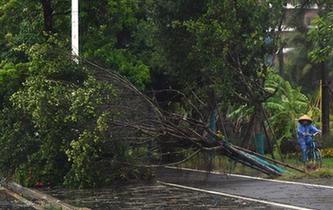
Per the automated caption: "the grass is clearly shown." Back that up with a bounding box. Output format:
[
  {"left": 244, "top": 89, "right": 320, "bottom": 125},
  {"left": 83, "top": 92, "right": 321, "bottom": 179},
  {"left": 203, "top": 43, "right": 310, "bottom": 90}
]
[
  {"left": 310, "top": 168, "right": 333, "bottom": 178},
  {"left": 180, "top": 150, "right": 333, "bottom": 181},
  {"left": 181, "top": 152, "right": 267, "bottom": 176},
  {"left": 278, "top": 157, "right": 333, "bottom": 180},
  {"left": 44, "top": 207, "right": 62, "bottom": 210},
  {"left": 321, "top": 157, "right": 333, "bottom": 167}
]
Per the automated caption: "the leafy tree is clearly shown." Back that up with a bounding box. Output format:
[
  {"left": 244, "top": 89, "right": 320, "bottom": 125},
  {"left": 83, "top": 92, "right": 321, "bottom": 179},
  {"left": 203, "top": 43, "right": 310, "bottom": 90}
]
[
  {"left": 308, "top": 7, "right": 333, "bottom": 136},
  {"left": 283, "top": 5, "right": 317, "bottom": 92},
  {"left": 0, "top": 39, "right": 152, "bottom": 187},
  {"left": 282, "top": 1, "right": 333, "bottom": 94},
  {"left": 0, "top": 0, "right": 153, "bottom": 89},
  {"left": 0, "top": 0, "right": 159, "bottom": 187},
  {"left": 229, "top": 70, "right": 319, "bottom": 152},
  {"left": 1, "top": 0, "right": 324, "bottom": 186},
  {"left": 152, "top": 0, "right": 286, "bottom": 149},
  {"left": 264, "top": 71, "right": 319, "bottom": 140},
  {"left": 308, "top": 11, "right": 333, "bottom": 63},
  {"left": 79, "top": 0, "right": 155, "bottom": 89}
]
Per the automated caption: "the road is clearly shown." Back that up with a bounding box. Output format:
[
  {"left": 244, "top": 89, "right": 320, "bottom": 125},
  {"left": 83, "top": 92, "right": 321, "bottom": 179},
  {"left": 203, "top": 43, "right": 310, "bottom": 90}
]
[
  {"left": 0, "top": 187, "right": 35, "bottom": 210},
  {"left": 157, "top": 167, "right": 333, "bottom": 210}
]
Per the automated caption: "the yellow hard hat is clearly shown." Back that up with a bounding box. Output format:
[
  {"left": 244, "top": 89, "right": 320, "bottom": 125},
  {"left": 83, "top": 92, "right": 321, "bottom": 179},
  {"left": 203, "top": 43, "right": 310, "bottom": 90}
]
[{"left": 298, "top": 114, "right": 312, "bottom": 123}]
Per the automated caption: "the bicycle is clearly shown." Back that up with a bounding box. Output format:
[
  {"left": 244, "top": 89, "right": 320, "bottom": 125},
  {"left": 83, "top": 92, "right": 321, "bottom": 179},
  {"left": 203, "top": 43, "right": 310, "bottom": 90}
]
[{"left": 305, "top": 132, "right": 322, "bottom": 169}]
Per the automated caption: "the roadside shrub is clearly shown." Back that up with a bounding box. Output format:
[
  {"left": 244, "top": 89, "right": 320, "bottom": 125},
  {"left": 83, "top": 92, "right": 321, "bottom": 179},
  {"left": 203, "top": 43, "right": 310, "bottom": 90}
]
[
  {"left": 0, "top": 40, "right": 151, "bottom": 188},
  {"left": 321, "top": 148, "right": 333, "bottom": 158}
]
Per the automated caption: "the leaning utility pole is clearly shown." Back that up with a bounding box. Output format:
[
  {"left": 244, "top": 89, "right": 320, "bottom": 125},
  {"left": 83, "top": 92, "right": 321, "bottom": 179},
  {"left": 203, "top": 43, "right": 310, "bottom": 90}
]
[
  {"left": 321, "top": 61, "right": 330, "bottom": 136},
  {"left": 72, "top": 0, "right": 79, "bottom": 60}
]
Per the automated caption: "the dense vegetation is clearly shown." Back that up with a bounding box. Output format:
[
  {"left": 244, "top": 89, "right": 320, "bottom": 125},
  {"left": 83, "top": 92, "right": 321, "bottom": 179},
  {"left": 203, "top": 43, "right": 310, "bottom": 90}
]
[{"left": 0, "top": 0, "right": 332, "bottom": 187}]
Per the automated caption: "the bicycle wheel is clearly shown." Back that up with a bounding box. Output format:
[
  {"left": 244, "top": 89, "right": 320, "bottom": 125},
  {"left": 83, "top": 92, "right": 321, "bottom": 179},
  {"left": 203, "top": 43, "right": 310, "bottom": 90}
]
[
  {"left": 307, "top": 147, "right": 321, "bottom": 169},
  {"left": 314, "top": 148, "right": 322, "bottom": 168}
]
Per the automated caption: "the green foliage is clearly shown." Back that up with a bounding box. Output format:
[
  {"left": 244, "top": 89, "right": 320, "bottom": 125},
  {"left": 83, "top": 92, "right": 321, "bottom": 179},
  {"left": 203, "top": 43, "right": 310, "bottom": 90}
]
[
  {"left": 229, "top": 70, "right": 318, "bottom": 140},
  {"left": 321, "top": 148, "right": 333, "bottom": 158},
  {"left": 0, "top": 0, "right": 152, "bottom": 89},
  {"left": 0, "top": 0, "right": 157, "bottom": 188},
  {"left": 2, "top": 0, "right": 327, "bottom": 188},
  {"left": 308, "top": 11, "right": 333, "bottom": 63},
  {"left": 283, "top": 10, "right": 317, "bottom": 93},
  {"left": 0, "top": 1, "right": 45, "bottom": 61},
  {"left": 278, "top": 1, "right": 333, "bottom": 93},
  {"left": 93, "top": 47, "right": 150, "bottom": 89},
  {"left": 79, "top": 0, "right": 153, "bottom": 89},
  {"left": 154, "top": 0, "right": 286, "bottom": 111},
  {"left": 0, "top": 40, "right": 151, "bottom": 188},
  {"left": 264, "top": 71, "right": 319, "bottom": 140},
  {"left": 0, "top": 62, "right": 29, "bottom": 104}
]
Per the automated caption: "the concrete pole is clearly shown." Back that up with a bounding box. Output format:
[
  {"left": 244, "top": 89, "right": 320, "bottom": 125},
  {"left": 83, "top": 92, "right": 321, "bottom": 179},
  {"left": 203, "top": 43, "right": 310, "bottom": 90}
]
[{"left": 71, "top": 0, "right": 79, "bottom": 60}]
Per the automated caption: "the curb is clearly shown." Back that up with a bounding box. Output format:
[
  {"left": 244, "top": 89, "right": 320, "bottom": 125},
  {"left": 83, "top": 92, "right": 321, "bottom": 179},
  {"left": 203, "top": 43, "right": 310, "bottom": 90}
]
[{"left": 1, "top": 178, "right": 90, "bottom": 210}]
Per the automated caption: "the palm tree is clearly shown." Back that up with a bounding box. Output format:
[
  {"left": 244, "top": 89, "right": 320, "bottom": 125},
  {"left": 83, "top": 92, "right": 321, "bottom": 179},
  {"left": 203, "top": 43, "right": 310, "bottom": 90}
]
[{"left": 283, "top": 2, "right": 319, "bottom": 93}]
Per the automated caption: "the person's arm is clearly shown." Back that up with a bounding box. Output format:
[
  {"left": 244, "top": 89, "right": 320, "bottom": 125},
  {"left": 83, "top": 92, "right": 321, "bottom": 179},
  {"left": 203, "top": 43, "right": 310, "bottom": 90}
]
[{"left": 309, "top": 125, "right": 320, "bottom": 136}]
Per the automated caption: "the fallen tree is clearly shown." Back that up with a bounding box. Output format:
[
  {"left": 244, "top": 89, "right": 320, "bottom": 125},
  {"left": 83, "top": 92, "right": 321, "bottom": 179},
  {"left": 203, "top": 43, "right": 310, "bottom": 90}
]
[
  {"left": 84, "top": 58, "right": 306, "bottom": 176},
  {"left": 0, "top": 45, "right": 306, "bottom": 189}
]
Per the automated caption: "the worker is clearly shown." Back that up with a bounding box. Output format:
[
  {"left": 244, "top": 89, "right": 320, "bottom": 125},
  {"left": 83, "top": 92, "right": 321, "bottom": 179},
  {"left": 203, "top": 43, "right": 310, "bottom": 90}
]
[{"left": 296, "top": 115, "right": 320, "bottom": 164}]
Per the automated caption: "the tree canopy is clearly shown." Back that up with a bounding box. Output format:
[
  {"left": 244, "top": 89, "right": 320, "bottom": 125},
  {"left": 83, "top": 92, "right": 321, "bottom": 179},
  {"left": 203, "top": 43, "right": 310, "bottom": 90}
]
[{"left": 0, "top": 0, "right": 326, "bottom": 187}]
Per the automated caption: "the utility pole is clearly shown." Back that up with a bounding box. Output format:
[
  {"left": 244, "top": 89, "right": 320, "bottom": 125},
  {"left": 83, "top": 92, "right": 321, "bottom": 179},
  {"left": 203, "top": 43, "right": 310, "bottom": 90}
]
[
  {"left": 72, "top": 0, "right": 79, "bottom": 61},
  {"left": 321, "top": 61, "right": 330, "bottom": 136}
]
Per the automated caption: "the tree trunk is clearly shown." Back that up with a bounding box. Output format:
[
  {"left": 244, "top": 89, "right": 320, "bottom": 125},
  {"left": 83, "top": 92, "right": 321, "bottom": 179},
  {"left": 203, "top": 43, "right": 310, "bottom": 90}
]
[
  {"left": 262, "top": 121, "right": 275, "bottom": 159},
  {"left": 278, "top": 48, "right": 284, "bottom": 78},
  {"left": 41, "top": 0, "right": 53, "bottom": 34},
  {"left": 207, "top": 89, "right": 217, "bottom": 142},
  {"left": 253, "top": 103, "right": 264, "bottom": 152},
  {"left": 241, "top": 113, "right": 255, "bottom": 148},
  {"left": 254, "top": 103, "right": 263, "bottom": 134},
  {"left": 321, "top": 61, "right": 330, "bottom": 136}
]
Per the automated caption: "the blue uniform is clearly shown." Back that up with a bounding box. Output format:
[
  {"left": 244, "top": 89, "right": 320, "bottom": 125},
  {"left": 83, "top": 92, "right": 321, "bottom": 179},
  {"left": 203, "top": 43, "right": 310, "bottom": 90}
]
[{"left": 296, "top": 123, "right": 320, "bottom": 163}]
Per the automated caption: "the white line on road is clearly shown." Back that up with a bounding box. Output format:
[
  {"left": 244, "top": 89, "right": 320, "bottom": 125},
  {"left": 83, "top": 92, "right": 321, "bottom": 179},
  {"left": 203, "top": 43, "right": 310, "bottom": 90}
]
[
  {"left": 166, "top": 166, "right": 333, "bottom": 190},
  {"left": 158, "top": 181, "right": 314, "bottom": 210}
]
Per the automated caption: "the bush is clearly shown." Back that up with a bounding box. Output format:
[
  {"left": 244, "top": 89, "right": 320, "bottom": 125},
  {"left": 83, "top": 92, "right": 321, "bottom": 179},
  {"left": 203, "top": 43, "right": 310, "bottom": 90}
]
[
  {"left": 0, "top": 40, "right": 151, "bottom": 188},
  {"left": 321, "top": 148, "right": 333, "bottom": 158}
]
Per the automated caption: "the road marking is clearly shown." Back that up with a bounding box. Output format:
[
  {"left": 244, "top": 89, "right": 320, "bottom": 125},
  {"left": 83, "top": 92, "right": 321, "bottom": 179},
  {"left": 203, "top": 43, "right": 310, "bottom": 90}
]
[
  {"left": 159, "top": 181, "right": 314, "bottom": 210},
  {"left": 165, "top": 166, "right": 333, "bottom": 190}
]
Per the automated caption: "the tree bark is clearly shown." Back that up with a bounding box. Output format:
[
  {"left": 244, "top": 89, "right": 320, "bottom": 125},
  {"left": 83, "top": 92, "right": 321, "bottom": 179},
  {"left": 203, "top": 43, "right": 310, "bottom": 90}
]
[
  {"left": 262, "top": 121, "right": 275, "bottom": 159},
  {"left": 278, "top": 48, "right": 284, "bottom": 78},
  {"left": 241, "top": 113, "right": 255, "bottom": 148},
  {"left": 41, "top": 0, "right": 53, "bottom": 34},
  {"left": 321, "top": 61, "right": 330, "bottom": 136}
]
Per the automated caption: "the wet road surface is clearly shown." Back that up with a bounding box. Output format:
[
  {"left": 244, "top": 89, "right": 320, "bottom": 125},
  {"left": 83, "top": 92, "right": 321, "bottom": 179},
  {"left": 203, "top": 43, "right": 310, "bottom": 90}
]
[
  {"left": 0, "top": 188, "right": 34, "bottom": 210},
  {"left": 42, "top": 183, "right": 281, "bottom": 210},
  {"left": 157, "top": 167, "right": 333, "bottom": 210}
]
